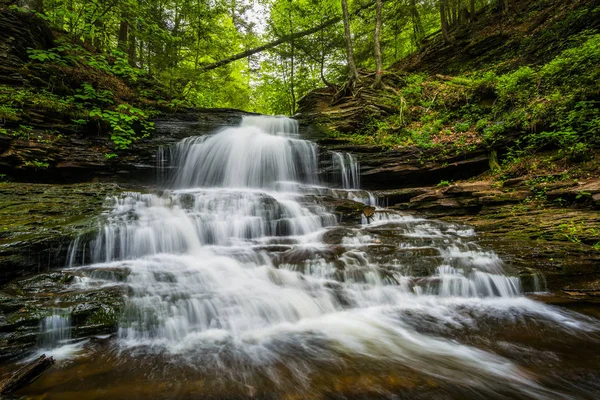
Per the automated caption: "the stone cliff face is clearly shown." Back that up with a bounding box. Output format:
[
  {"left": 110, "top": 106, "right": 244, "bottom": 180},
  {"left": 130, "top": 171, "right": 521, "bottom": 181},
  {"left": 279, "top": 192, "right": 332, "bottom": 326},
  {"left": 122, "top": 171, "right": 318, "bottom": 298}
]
[
  {"left": 0, "top": 109, "right": 255, "bottom": 183},
  {"left": 0, "top": 6, "right": 54, "bottom": 87},
  {"left": 317, "top": 140, "right": 491, "bottom": 190}
]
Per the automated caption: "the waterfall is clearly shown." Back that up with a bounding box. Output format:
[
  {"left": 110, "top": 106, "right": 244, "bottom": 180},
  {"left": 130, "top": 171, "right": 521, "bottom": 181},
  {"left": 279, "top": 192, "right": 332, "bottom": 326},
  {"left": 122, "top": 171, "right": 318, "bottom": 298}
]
[
  {"left": 38, "top": 309, "right": 71, "bottom": 347},
  {"left": 170, "top": 117, "right": 318, "bottom": 189},
  {"left": 332, "top": 151, "right": 360, "bottom": 189},
  {"left": 60, "top": 116, "right": 599, "bottom": 398}
]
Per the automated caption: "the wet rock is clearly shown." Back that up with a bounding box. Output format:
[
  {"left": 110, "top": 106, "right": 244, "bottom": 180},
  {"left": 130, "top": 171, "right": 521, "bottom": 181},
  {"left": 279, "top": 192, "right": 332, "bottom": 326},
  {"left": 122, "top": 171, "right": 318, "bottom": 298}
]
[
  {"left": 0, "top": 270, "right": 125, "bottom": 361},
  {"left": 67, "top": 288, "right": 125, "bottom": 333},
  {"left": 355, "top": 148, "right": 491, "bottom": 190},
  {"left": 0, "top": 183, "right": 123, "bottom": 285},
  {"left": 314, "top": 196, "right": 370, "bottom": 225},
  {"left": 410, "top": 192, "right": 441, "bottom": 203},
  {"left": 322, "top": 228, "right": 353, "bottom": 245},
  {"left": 444, "top": 182, "right": 492, "bottom": 194},
  {"left": 273, "top": 247, "right": 344, "bottom": 267},
  {"left": 446, "top": 206, "right": 600, "bottom": 292}
]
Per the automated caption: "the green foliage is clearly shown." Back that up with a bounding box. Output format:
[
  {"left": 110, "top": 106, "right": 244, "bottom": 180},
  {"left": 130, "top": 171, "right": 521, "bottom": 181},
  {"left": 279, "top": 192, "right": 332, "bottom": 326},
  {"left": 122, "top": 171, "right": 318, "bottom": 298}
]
[
  {"left": 27, "top": 48, "right": 67, "bottom": 65},
  {"left": 24, "top": 160, "right": 50, "bottom": 168},
  {"left": 0, "top": 86, "right": 75, "bottom": 115},
  {"left": 540, "top": 32, "right": 600, "bottom": 87},
  {"left": 88, "top": 51, "right": 147, "bottom": 82},
  {"left": 496, "top": 67, "right": 536, "bottom": 106},
  {"left": 476, "top": 119, "right": 490, "bottom": 132},
  {"left": 437, "top": 180, "right": 451, "bottom": 187},
  {"left": 74, "top": 83, "right": 114, "bottom": 105},
  {"left": 454, "top": 122, "right": 470, "bottom": 133},
  {"left": 88, "top": 104, "right": 154, "bottom": 149},
  {"left": 0, "top": 105, "right": 20, "bottom": 122}
]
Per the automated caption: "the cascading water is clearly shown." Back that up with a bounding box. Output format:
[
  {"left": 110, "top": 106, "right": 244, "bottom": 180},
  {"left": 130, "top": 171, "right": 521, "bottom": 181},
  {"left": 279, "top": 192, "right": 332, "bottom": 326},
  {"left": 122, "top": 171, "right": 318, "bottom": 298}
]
[
  {"left": 46, "top": 116, "right": 600, "bottom": 399},
  {"left": 38, "top": 309, "right": 71, "bottom": 348},
  {"left": 331, "top": 151, "right": 360, "bottom": 189}
]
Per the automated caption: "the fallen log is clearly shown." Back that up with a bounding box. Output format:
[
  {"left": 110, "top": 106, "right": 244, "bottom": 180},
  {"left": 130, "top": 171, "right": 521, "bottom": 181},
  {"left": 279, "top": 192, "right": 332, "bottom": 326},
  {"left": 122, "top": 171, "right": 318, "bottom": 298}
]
[{"left": 0, "top": 355, "right": 54, "bottom": 395}]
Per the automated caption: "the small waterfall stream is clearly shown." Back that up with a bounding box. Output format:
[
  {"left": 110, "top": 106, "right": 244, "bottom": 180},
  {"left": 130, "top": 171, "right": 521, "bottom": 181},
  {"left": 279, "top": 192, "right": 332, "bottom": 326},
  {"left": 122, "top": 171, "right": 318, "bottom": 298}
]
[{"left": 37, "top": 116, "right": 600, "bottom": 399}]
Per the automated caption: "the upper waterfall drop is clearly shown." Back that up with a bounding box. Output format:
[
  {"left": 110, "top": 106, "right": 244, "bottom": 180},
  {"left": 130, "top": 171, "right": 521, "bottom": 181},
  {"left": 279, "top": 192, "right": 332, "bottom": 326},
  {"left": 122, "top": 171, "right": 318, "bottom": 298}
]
[{"left": 171, "top": 116, "right": 319, "bottom": 189}]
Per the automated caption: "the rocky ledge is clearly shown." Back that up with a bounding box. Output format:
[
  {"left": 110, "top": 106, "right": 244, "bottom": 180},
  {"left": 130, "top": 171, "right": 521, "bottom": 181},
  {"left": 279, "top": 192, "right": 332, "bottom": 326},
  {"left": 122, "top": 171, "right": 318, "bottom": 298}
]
[
  {"left": 0, "top": 109, "right": 255, "bottom": 184},
  {"left": 0, "top": 182, "right": 133, "bottom": 285},
  {"left": 375, "top": 178, "right": 600, "bottom": 294}
]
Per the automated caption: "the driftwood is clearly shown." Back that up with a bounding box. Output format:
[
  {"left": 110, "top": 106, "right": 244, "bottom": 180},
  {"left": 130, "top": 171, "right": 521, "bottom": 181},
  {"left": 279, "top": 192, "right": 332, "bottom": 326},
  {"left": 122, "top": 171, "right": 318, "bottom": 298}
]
[{"left": 0, "top": 355, "right": 54, "bottom": 395}]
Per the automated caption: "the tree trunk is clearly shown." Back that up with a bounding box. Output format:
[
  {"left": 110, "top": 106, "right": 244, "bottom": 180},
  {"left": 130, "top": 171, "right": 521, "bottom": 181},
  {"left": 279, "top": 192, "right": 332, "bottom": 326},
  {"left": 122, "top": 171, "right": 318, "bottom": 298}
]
[
  {"left": 67, "top": 0, "right": 74, "bottom": 32},
  {"left": 171, "top": 7, "right": 182, "bottom": 69},
  {"left": 93, "top": 21, "right": 104, "bottom": 51},
  {"left": 138, "top": 39, "right": 145, "bottom": 69},
  {"left": 318, "top": 24, "right": 334, "bottom": 87},
  {"left": 440, "top": 0, "right": 451, "bottom": 43},
  {"left": 128, "top": 29, "right": 136, "bottom": 65},
  {"left": 372, "top": 0, "right": 383, "bottom": 89},
  {"left": 118, "top": 20, "right": 128, "bottom": 52},
  {"left": 341, "top": 0, "right": 359, "bottom": 82},
  {"left": 453, "top": 0, "right": 459, "bottom": 25},
  {"left": 288, "top": 1, "right": 296, "bottom": 114},
  {"left": 470, "top": 0, "right": 476, "bottom": 21},
  {"left": 410, "top": 0, "right": 424, "bottom": 47}
]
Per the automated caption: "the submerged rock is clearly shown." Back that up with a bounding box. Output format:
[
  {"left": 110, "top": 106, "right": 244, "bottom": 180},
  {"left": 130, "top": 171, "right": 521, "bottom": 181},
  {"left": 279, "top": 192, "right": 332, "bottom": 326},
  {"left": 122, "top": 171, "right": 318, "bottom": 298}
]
[{"left": 0, "top": 270, "right": 125, "bottom": 361}]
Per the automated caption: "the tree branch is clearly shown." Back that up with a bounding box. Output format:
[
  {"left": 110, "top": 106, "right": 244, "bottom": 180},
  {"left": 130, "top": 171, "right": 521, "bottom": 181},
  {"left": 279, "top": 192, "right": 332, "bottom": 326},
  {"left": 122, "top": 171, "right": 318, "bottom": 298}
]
[{"left": 198, "top": 1, "right": 376, "bottom": 73}]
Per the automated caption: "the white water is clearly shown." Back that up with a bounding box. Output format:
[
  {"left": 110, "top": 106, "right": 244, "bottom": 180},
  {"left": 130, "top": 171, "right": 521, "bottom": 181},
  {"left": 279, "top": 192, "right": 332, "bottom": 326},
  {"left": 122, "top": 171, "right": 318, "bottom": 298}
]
[
  {"left": 62, "top": 116, "right": 599, "bottom": 398},
  {"left": 332, "top": 151, "right": 360, "bottom": 189},
  {"left": 38, "top": 310, "right": 71, "bottom": 347}
]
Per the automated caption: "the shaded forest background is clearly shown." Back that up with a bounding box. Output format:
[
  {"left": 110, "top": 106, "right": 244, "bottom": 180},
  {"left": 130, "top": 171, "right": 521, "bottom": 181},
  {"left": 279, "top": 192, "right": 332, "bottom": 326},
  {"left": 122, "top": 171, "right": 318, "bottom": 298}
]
[
  {"left": 5, "top": 0, "right": 504, "bottom": 114},
  {"left": 0, "top": 0, "right": 598, "bottom": 166}
]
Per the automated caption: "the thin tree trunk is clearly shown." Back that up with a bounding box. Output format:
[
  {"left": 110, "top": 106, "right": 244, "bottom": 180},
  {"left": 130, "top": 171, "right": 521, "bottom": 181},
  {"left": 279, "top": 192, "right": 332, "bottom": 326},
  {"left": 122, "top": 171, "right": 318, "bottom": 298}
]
[
  {"left": 172, "top": 6, "right": 182, "bottom": 68},
  {"left": 341, "top": 0, "right": 359, "bottom": 82},
  {"left": 67, "top": 0, "right": 74, "bottom": 32},
  {"left": 118, "top": 20, "right": 128, "bottom": 52},
  {"left": 440, "top": 0, "right": 450, "bottom": 43},
  {"left": 470, "top": 0, "right": 476, "bottom": 21},
  {"left": 453, "top": 0, "right": 459, "bottom": 25},
  {"left": 318, "top": 23, "right": 334, "bottom": 87},
  {"left": 410, "top": 0, "right": 424, "bottom": 47},
  {"left": 372, "top": 0, "right": 383, "bottom": 89},
  {"left": 127, "top": 28, "right": 136, "bottom": 65},
  {"left": 288, "top": 1, "right": 296, "bottom": 114},
  {"left": 138, "top": 39, "right": 144, "bottom": 69}
]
